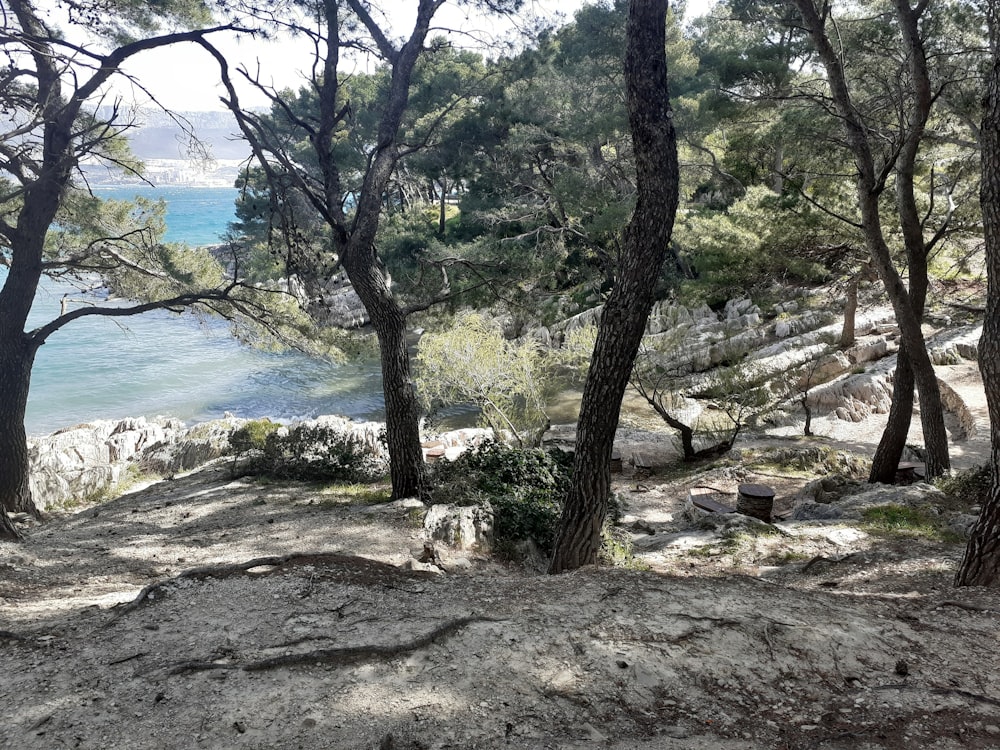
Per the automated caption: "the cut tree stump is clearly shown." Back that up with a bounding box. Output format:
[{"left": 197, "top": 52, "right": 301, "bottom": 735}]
[{"left": 737, "top": 483, "right": 775, "bottom": 522}]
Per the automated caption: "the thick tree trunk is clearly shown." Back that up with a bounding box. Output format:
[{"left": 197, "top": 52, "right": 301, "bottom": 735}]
[
  {"left": 956, "top": 19, "right": 1000, "bottom": 586},
  {"left": 0, "top": 330, "right": 39, "bottom": 537},
  {"left": 869, "top": 0, "right": 943, "bottom": 481},
  {"left": 869, "top": 348, "right": 915, "bottom": 483},
  {"left": 438, "top": 177, "right": 447, "bottom": 236},
  {"left": 343, "top": 254, "right": 426, "bottom": 500},
  {"left": 866, "top": 223, "right": 950, "bottom": 478},
  {"left": 549, "top": 0, "right": 678, "bottom": 574}
]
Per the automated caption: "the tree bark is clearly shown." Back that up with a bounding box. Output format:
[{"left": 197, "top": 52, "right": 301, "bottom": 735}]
[
  {"left": 869, "top": 348, "right": 916, "bottom": 483},
  {"left": 549, "top": 0, "right": 679, "bottom": 574},
  {"left": 956, "top": 8, "right": 1000, "bottom": 586},
  {"left": 218, "top": 0, "right": 440, "bottom": 500},
  {"left": 0, "top": 329, "right": 34, "bottom": 539},
  {"left": 0, "top": 331, "right": 38, "bottom": 520},
  {"left": 841, "top": 275, "right": 858, "bottom": 348},
  {"left": 793, "top": 0, "right": 950, "bottom": 479},
  {"left": 438, "top": 177, "right": 447, "bottom": 236},
  {"left": 342, "top": 252, "right": 426, "bottom": 499}
]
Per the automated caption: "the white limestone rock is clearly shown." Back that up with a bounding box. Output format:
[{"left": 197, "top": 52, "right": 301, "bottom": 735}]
[{"left": 423, "top": 502, "right": 494, "bottom": 552}]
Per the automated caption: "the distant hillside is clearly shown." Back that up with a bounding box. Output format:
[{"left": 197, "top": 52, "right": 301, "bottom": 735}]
[{"left": 123, "top": 109, "right": 250, "bottom": 161}]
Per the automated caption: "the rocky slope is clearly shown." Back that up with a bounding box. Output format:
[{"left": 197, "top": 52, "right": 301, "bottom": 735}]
[{"left": 4, "top": 286, "right": 995, "bottom": 749}]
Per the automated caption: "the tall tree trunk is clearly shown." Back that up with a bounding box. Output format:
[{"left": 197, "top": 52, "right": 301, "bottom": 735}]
[
  {"left": 343, "top": 253, "right": 426, "bottom": 500},
  {"left": 956, "top": 10, "right": 1000, "bottom": 586},
  {"left": 0, "top": 330, "right": 38, "bottom": 539},
  {"left": 438, "top": 177, "right": 447, "bottom": 236},
  {"left": 549, "top": 0, "right": 678, "bottom": 574},
  {"left": 841, "top": 274, "right": 858, "bottom": 348},
  {"left": 794, "top": 0, "right": 950, "bottom": 479},
  {"left": 772, "top": 136, "right": 785, "bottom": 194},
  {"left": 869, "top": 0, "right": 942, "bottom": 481}
]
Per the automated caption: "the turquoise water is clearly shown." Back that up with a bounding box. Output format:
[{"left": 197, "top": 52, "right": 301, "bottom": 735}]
[
  {"left": 94, "top": 185, "right": 239, "bottom": 246},
  {"left": 18, "top": 187, "right": 385, "bottom": 436}
]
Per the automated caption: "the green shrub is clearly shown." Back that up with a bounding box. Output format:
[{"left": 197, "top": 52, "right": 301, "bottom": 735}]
[
  {"left": 229, "top": 418, "right": 281, "bottom": 455},
  {"left": 234, "top": 422, "right": 387, "bottom": 483},
  {"left": 428, "top": 440, "right": 574, "bottom": 555},
  {"left": 860, "top": 504, "right": 943, "bottom": 539},
  {"left": 414, "top": 312, "right": 552, "bottom": 447},
  {"left": 428, "top": 440, "right": 628, "bottom": 563},
  {"left": 936, "top": 464, "right": 992, "bottom": 507}
]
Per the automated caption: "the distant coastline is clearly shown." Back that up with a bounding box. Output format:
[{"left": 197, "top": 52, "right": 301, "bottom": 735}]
[{"left": 83, "top": 158, "right": 244, "bottom": 189}]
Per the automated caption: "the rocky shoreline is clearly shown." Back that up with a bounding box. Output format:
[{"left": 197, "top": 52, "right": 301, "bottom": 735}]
[{"left": 24, "top": 290, "right": 989, "bottom": 516}]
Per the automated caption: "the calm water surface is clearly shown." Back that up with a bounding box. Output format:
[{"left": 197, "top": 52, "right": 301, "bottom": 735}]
[{"left": 20, "top": 186, "right": 385, "bottom": 436}]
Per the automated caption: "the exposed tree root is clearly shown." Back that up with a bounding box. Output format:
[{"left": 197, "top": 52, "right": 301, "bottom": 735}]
[
  {"left": 932, "top": 600, "right": 994, "bottom": 614},
  {"left": 801, "top": 553, "right": 856, "bottom": 574},
  {"left": 0, "top": 507, "right": 23, "bottom": 542},
  {"left": 166, "top": 615, "right": 498, "bottom": 675},
  {"left": 110, "top": 552, "right": 413, "bottom": 620},
  {"left": 874, "top": 683, "right": 1000, "bottom": 708}
]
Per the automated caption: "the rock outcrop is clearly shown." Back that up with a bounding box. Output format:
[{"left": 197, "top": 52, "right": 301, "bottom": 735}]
[
  {"left": 28, "top": 414, "right": 498, "bottom": 512},
  {"left": 29, "top": 417, "right": 186, "bottom": 511}
]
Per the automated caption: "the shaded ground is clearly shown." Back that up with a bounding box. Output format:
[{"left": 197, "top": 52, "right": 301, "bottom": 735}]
[{"left": 2, "top": 364, "right": 998, "bottom": 749}]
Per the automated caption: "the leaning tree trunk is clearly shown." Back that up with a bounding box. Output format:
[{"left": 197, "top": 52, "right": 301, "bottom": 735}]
[
  {"left": 794, "top": 0, "right": 950, "bottom": 480},
  {"left": 343, "top": 253, "right": 426, "bottom": 500},
  {"left": 956, "top": 22, "right": 1000, "bottom": 586},
  {"left": 869, "top": 347, "right": 916, "bottom": 483},
  {"left": 549, "top": 0, "right": 678, "bottom": 574}
]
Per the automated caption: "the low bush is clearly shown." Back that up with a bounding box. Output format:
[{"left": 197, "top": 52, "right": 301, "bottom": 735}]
[
  {"left": 428, "top": 440, "right": 626, "bottom": 563},
  {"left": 231, "top": 420, "right": 387, "bottom": 483},
  {"left": 229, "top": 418, "right": 280, "bottom": 456},
  {"left": 428, "top": 440, "right": 574, "bottom": 557},
  {"left": 860, "top": 504, "right": 952, "bottom": 540},
  {"left": 936, "top": 464, "right": 992, "bottom": 508}
]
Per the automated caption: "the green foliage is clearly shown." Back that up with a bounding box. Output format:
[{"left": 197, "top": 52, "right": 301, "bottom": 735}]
[
  {"left": 229, "top": 419, "right": 281, "bottom": 455},
  {"left": 415, "top": 312, "right": 552, "bottom": 446},
  {"left": 316, "top": 483, "right": 392, "bottom": 507},
  {"left": 935, "top": 464, "right": 992, "bottom": 508},
  {"left": 675, "top": 187, "right": 835, "bottom": 305},
  {"left": 58, "top": 0, "right": 213, "bottom": 45},
  {"left": 428, "top": 440, "right": 574, "bottom": 555},
  {"left": 599, "top": 522, "right": 647, "bottom": 570},
  {"left": 428, "top": 440, "right": 632, "bottom": 564},
  {"left": 551, "top": 324, "right": 598, "bottom": 381},
  {"left": 234, "top": 423, "right": 387, "bottom": 483},
  {"left": 860, "top": 504, "right": 954, "bottom": 540}
]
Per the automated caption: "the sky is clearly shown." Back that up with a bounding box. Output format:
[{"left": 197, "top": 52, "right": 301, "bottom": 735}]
[{"left": 109, "top": 0, "right": 717, "bottom": 112}]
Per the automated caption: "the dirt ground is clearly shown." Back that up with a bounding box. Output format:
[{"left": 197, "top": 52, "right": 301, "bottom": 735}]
[{"left": 3, "top": 373, "right": 1000, "bottom": 750}]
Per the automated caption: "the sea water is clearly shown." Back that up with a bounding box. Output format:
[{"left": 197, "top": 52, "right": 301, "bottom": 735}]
[{"left": 19, "top": 186, "right": 385, "bottom": 436}]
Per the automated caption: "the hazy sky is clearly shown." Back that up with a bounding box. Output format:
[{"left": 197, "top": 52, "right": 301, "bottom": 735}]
[{"left": 110, "top": 0, "right": 717, "bottom": 112}]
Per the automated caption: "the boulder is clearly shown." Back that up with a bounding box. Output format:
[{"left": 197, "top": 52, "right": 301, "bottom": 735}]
[
  {"left": 141, "top": 416, "right": 245, "bottom": 475},
  {"left": 423, "top": 502, "right": 494, "bottom": 552},
  {"left": 28, "top": 417, "right": 185, "bottom": 510},
  {"left": 835, "top": 482, "right": 947, "bottom": 519},
  {"left": 948, "top": 513, "right": 979, "bottom": 539}
]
